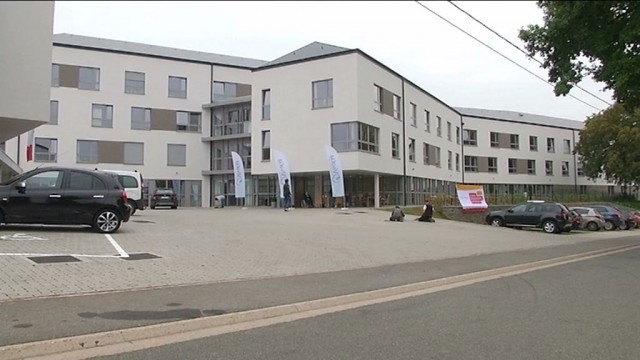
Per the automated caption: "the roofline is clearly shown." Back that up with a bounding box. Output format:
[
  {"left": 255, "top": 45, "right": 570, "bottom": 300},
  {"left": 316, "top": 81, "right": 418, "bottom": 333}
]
[
  {"left": 253, "top": 48, "right": 462, "bottom": 117},
  {"left": 459, "top": 113, "right": 581, "bottom": 131},
  {"left": 52, "top": 42, "right": 259, "bottom": 70}
]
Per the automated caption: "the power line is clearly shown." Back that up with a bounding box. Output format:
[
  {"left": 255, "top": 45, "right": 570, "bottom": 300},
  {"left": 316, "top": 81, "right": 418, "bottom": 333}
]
[
  {"left": 447, "top": 0, "right": 613, "bottom": 107},
  {"left": 412, "top": 1, "right": 602, "bottom": 111}
]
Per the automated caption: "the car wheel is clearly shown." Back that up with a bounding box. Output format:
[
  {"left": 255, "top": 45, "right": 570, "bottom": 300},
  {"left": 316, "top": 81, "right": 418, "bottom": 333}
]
[
  {"left": 93, "top": 209, "right": 122, "bottom": 234},
  {"left": 127, "top": 200, "right": 137, "bottom": 215},
  {"left": 490, "top": 217, "right": 504, "bottom": 227},
  {"left": 150, "top": 205, "right": 155, "bottom": 209},
  {"left": 542, "top": 220, "right": 558, "bottom": 234},
  {"left": 586, "top": 221, "right": 600, "bottom": 231},
  {"left": 603, "top": 220, "right": 615, "bottom": 231},
  {"left": 619, "top": 221, "right": 628, "bottom": 230},
  {"left": 171, "top": 205, "right": 178, "bottom": 209}
]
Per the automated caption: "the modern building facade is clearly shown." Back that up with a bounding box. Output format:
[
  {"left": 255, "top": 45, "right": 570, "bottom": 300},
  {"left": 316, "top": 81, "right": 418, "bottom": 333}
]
[
  {"left": 0, "top": 1, "right": 54, "bottom": 181},
  {"left": 3, "top": 33, "right": 613, "bottom": 208}
]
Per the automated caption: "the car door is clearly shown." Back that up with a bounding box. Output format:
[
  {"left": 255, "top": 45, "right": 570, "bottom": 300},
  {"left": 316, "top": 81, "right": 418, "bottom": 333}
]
[
  {"left": 62, "top": 170, "right": 110, "bottom": 224},
  {"left": 521, "top": 203, "right": 543, "bottom": 225},
  {"left": 3, "top": 169, "right": 65, "bottom": 223},
  {"left": 504, "top": 204, "right": 528, "bottom": 225}
]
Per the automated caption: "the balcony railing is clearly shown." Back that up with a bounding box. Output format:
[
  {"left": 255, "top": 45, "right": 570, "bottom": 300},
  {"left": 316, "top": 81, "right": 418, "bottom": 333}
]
[{"left": 212, "top": 121, "right": 251, "bottom": 137}]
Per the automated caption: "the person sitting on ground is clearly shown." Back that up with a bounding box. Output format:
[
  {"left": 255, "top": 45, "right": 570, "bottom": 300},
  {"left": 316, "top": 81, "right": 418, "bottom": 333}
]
[
  {"left": 303, "top": 191, "right": 314, "bottom": 208},
  {"left": 389, "top": 205, "right": 405, "bottom": 222},
  {"left": 417, "top": 200, "right": 435, "bottom": 222}
]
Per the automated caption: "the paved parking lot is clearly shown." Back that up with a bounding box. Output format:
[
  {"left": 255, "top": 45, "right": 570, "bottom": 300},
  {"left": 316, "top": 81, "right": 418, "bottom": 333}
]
[{"left": 0, "top": 207, "right": 636, "bottom": 302}]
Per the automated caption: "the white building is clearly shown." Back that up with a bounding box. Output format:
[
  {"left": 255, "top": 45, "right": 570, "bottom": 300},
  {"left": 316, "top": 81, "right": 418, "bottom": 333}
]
[
  {"left": 3, "top": 33, "right": 613, "bottom": 207},
  {"left": 0, "top": 1, "right": 54, "bottom": 181}
]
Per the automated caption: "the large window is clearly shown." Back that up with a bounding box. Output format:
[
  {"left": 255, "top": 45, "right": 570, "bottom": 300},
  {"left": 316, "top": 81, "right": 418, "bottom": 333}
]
[
  {"left": 34, "top": 138, "right": 57, "bottom": 162},
  {"left": 131, "top": 107, "right": 151, "bottom": 130},
  {"left": 91, "top": 104, "right": 113, "bottom": 128},
  {"left": 545, "top": 160, "right": 553, "bottom": 175},
  {"left": 393, "top": 95, "right": 401, "bottom": 120},
  {"left": 391, "top": 133, "right": 400, "bottom": 158},
  {"left": 436, "top": 116, "right": 442, "bottom": 137},
  {"left": 374, "top": 85, "right": 382, "bottom": 112},
  {"left": 456, "top": 153, "right": 460, "bottom": 171},
  {"left": 447, "top": 151, "right": 452, "bottom": 170},
  {"left": 510, "top": 134, "right": 519, "bottom": 150},
  {"left": 312, "top": 79, "right": 333, "bottom": 109},
  {"left": 424, "top": 110, "right": 431, "bottom": 132},
  {"left": 261, "top": 130, "right": 271, "bottom": 161},
  {"left": 488, "top": 157, "right": 498, "bottom": 173},
  {"left": 77, "top": 140, "right": 98, "bottom": 163},
  {"left": 464, "top": 156, "right": 478, "bottom": 172},
  {"left": 528, "top": 160, "right": 536, "bottom": 174},
  {"left": 262, "top": 89, "right": 271, "bottom": 120},
  {"left": 490, "top": 132, "right": 499, "bottom": 148},
  {"left": 423, "top": 143, "right": 429, "bottom": 165},
  {"left": 463, "top": 129, "right": 477, "bottom": 146},
  {"left": 331, "top": 122, "right": 379, "bottom": 154},
  {"left": 49, "top": 100, "right": 58, "bottom": 125},
  {"left": 530, "top": 136, "right": 538, "bottom": 151},
  {"left": 577, "top": 160, "right": 584, "bottom": 176},
  {"left": 125, "top": 71, "right": 145, "bottom": 95},
  {"left": 176, "top": 111, "right": 201, "bottom": 132},
  {"left": 456, "top": 126, "right": 460, "bottom": 145},
  {"left": 168, "top": 76, "right": 187, "bottom": 98},
  {"left": 167, "top": 144, "right": 186, "bottom": 166},
  {"left": 447, "top": 121, "right": 452, "bottom": 141},
  {"left": 434, "top": 147, "right": 441, "bottom": 167},
  {"left": 562, "top": 161, "right": 570, "bottom": 176},
  {"left": 213, "top": 81, "right": 237, "bottom": 100},
  {"left": 124, "top": 142, "right": 144, "bottom": 165},
  {"left": 410, "top": 103, "right": 417, "bottom": 127},
  {"left": 547, "top": 138, "right": 555, "bottom": 153},
  {"left": 51, "top": 64, "right": 59, "bottom": 87},
  {"left": 78, "top": 66, "right": 100, "bottom": 90},
  {"left": 508, "top": 158, "right": 517, "bottom": 174},
  {"left": 563, "top": 139, "right": 571, "bottom": 154},
  {"left": 408, "top": 138, "right": 415, "bottom": 162}
]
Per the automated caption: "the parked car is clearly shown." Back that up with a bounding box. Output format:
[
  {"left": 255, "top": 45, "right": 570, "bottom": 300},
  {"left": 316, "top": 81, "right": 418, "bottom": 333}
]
[
  {"left": 0, "top": 167, "right": 131, "bottom": 233},
  {"left": 588, "top": 205, "right": 629, "bottom": 231},
  {"left": 569, "top": 207, "right": 606, "bottom": 231},
  {"left": 616, "top": 208, "right": 637, "bottom": 230},
  {"left": 99, "top": 169, "right": 146, "bottom": 215},
  {"left": 485, "top": 200, "right": 573, "bottom": 234},
  {"left": 569, "top": 209, "right": 582, "bottom": 229},
  {"left": 150, "top": 188, "right": 178, "bottom": 209}
]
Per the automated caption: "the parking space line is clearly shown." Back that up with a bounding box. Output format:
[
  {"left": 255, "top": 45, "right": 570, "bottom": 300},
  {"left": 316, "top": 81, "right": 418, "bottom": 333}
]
[
  {"left": 0, "top": 253, "right": 118, "bottom": 258},
  {"left": 105, "top": 234, "right": 129, "bottom": 258}
]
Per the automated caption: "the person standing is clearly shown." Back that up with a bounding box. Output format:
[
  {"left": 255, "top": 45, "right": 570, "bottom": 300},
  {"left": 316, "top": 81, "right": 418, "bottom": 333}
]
[{"left": 283, "top": 179, "right": 292, "bottom": 211}]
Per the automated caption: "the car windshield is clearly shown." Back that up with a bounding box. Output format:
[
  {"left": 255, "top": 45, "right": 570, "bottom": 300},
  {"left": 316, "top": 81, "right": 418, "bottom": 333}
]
[{"left": 155, "top": 189, "right": 174, "bottom": 195}]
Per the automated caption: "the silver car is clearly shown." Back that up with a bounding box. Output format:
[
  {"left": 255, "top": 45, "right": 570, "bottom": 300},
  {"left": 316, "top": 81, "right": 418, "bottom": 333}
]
[{"left": 569, "top": 207, "right": 606, "bottom": 231}]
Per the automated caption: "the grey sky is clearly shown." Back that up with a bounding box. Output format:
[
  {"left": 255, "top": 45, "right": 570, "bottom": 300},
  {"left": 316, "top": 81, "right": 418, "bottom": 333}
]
[{"left": 53, "top": 1, "right": 614, "bottom": 121}]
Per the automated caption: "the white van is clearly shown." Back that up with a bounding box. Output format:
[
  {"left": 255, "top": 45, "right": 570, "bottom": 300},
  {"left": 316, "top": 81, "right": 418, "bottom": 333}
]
[{"left": 99, "top": 169, "right": 146, "bottom": 215}]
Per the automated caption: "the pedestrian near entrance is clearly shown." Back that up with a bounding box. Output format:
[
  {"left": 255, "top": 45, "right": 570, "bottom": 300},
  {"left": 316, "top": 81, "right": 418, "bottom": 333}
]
[{"left": 283, "top": 179, "right": 292, "bottom": 211}]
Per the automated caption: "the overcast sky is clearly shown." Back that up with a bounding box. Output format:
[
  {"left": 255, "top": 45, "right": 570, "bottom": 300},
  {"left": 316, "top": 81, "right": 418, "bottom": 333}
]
[{"left": 53, "top": 1, "right": 614, "bottom": 121}]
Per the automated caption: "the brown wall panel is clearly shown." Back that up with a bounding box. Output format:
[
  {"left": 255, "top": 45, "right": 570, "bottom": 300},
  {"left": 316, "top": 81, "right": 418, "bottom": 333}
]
[
  {"left": 236, "top": 84, "right": 251, "bottom": 97},
  {"left": 498, "top": 133, "right": 510, "bottom": 149},
  {"left": 517, "top": 159, "right": 528, "bottom": 174},
  {"left": 98, "top": 141, "right": 124, "bottom": 164},
  {"left": 59, "top": 64, "right": 79, "bottom": 88},
  {"left": 150, "top": 109, "right": 176, "bottom": 131},
  {"left": 478, "top": 156, "right": 489, "bottom": 172}
]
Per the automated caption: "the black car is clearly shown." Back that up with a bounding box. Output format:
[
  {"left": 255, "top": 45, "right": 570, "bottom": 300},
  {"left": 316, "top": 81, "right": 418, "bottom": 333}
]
[
  {"left": 0, "top": 167, "right": 131, "bottom": 233},
  {"left": 485, "top": 200, "right": 573, "bottom": 234},
  {"left": 150, "top": 188, "right": 178, "bottom": 209}
]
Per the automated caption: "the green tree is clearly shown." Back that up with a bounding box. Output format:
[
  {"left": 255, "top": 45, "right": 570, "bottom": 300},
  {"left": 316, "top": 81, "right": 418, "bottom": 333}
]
[
  {"left": 574, "top": 104, "right": 640, "bottom": 185},
  {"left": 519, "top": 1, "right": 640, "bottom": 109}
]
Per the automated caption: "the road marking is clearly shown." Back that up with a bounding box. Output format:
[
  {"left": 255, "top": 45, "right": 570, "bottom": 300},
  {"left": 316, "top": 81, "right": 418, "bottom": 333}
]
[
  {"left": 105, "top": 234, "right": 129, "bottom": 258},
  {"left": 0, "top": 233, "right": 48, "bottom": 241},
  {"left": 0, "top": 253, "right": 118, "bottom": 258},
  {"left": 3, "top": 242, "right": 639, "bottom": 360}
]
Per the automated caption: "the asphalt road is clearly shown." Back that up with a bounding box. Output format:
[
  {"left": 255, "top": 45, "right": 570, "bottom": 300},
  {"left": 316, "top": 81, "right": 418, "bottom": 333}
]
[{"left": 96, "top": 246, "right": 640, "bottom": 360}]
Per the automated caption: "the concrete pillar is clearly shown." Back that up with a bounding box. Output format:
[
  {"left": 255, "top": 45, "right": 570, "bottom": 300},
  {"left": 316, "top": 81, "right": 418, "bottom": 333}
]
[{"left": 374, "top": 173, "right": 380, "bottom": 208}]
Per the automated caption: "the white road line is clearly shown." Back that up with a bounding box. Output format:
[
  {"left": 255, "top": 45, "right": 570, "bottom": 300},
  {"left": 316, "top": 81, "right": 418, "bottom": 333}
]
[
  {"left": 105, "top": 234, "right": 129, "bottom": 258},
  {"left": 0, "top": 253, "right": 118, "bottom": 258}
]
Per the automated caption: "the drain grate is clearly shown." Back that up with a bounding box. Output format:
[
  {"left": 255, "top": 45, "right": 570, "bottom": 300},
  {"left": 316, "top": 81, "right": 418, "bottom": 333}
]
[
  {"left": 28, "top": 255, "right": 81, "bottom": 264},
  {"left": 122, "top": 253, "right": 161, "bottom": 260}
]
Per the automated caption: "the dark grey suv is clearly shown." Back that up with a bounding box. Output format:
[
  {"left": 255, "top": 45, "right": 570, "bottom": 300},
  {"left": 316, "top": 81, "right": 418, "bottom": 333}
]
[
  {"left": 485, "top": 200, "right": 573, "bottom": 234},
  {"left": 0, "top": 167, "right": 131, "bottom": 233}
]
